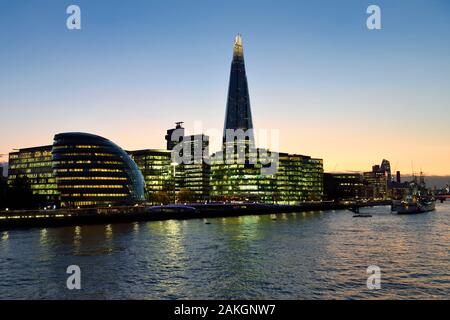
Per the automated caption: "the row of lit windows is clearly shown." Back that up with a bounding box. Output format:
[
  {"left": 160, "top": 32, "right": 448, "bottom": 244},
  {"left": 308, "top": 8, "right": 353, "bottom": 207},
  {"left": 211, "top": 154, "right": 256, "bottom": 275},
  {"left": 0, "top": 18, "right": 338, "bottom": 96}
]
[
  {"left": 9, "top": 152, "right": 51, "bottom": 159},
  {"left": 54, "top": 145, "right": 101, "bottom": 150},
  {"left": 55, "top": 168, "right": 122, "bottom": 173},
  {"left": 58, "top": 185, "right": 123, "bottom": 189},
  {"left": 55, "top": 169, "right": 83, "bottom": 173},
  {"left": 33, "top": 190, "right": 60, "bottom": 195},
  {"left": 54, "top": 160, "right": 123, "bottom": 165},
  {"left": 60, "top": 153, "right": 116, "bottom": 157},
  {"left": 61, "top": 193, "right": 128, "bottom": 197},
  {"left": 9, "top": 158, "right": 51, "bottom": 165},
  {"left": 8, "top": 173, "right": 53, "bottom": 179},
  {"left": 9, "top": 162, "right": 51, "bottom": 169},
  {"left": 30, "top": 184, "right": 58, "bottom": 189}
]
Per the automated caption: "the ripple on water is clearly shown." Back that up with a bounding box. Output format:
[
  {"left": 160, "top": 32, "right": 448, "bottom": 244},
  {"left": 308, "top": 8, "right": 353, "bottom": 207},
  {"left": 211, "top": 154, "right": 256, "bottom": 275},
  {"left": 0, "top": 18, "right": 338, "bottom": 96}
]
[{"left": 0, "top": 203, "right": 449, "bottom": 299}]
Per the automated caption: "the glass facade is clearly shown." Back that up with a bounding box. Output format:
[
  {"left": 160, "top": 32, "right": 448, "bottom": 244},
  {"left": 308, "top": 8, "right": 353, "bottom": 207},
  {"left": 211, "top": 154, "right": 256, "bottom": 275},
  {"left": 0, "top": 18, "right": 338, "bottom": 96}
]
[
  {"left": 52, "top": 133, "right": 145, "bottom": 207},
  {"left": 210, "top": 150, "right": 323, "bottom": 204},
  {"left": 275, "top": 153, "right": 324, "bottom": 204},
  {"left": 8, "top": 146, "right": 60, "bottom": 206},
  {"left": 179, "top": 134, "right": 211, "bottom": 202},
  {"left": 128, "top": 149, "right": 174, "bottom": 203},
  {"left": 210, "top": 147, "right": 276, "bottom": 203},
  {"left": 223, "top": 35, "right": 254, "bottom": 143}
]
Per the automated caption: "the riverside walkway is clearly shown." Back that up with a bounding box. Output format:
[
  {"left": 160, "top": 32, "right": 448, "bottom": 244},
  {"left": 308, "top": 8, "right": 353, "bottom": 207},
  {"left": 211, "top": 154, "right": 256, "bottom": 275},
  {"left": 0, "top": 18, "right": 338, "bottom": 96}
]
[{"left": 0, "top": 201, "right": 390, "bottom": 230}]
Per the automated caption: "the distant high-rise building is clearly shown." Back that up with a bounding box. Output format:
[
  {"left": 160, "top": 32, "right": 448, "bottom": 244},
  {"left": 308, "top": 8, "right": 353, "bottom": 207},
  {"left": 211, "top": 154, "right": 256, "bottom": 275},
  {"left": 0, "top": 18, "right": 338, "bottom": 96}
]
[
  {"left": 381, "top": 159, "right": 392, "bottom": 183},
  {"left": 364, "top": 162, "right": 388, "bottom": 199},
  {"left": 396, "top": 171, "right": 401, "bottom": 183},
  {"left": 223, "top": 34, "right": 254, "bottom": 145}
]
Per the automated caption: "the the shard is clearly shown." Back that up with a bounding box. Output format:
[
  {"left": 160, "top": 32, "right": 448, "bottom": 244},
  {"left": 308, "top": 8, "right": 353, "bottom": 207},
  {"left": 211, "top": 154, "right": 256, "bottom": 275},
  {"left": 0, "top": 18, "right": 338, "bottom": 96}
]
[{"left": 223, "top": 34, "right": 254, "bottom": 143}]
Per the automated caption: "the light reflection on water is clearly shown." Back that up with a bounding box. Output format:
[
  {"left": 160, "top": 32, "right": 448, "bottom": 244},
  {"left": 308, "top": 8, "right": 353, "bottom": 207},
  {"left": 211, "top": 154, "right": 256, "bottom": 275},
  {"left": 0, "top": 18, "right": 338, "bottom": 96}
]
[{"left": 0, "top": 203, "right": 449, "bottom": 299}]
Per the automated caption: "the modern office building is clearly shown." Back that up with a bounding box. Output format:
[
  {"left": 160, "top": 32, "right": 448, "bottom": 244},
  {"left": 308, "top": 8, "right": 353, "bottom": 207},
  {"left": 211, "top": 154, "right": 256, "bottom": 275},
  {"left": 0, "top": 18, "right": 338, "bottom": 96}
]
[
  {"left": 276, "top": 153, "right": 323, "bottom": 203},
  {"left": 8, "top": 145, "right": 59, "bottom": 207},
  {"left": 181, "top": 134, "right": 211, "bottom": 202},
  {"left": 323, "top": 173, "right": 364, "bottom": 202},
  {"left": 52, "top": 132, "right": 145, "bottom": 207},
  {"left": 210, "top": 148, "right": 276, "bottom": 202},
  {"left": 363, "top": 164, "right": 388, "bottom": 199},
  {"left": 211, "top": 150, "right": 323, "bottom": 204},
  {"left": 128, "top": 149, "right": 175, "bottom": 204}
]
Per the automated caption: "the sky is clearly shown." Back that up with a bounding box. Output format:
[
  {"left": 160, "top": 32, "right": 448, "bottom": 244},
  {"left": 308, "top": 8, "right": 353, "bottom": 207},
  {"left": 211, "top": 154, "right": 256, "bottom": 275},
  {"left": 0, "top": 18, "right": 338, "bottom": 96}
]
[{"left": 0, "top": 0, "right": 449, "bottom": 176}]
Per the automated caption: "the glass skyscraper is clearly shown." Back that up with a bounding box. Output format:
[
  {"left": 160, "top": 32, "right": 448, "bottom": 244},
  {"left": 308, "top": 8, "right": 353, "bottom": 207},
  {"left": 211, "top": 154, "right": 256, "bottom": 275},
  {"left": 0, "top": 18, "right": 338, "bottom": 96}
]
[
  {"left": 223, "top": 34, "right": 254, "bottom": 144},
  {"left": 211, "top": 35, "right": 324, "bottom": 203}
]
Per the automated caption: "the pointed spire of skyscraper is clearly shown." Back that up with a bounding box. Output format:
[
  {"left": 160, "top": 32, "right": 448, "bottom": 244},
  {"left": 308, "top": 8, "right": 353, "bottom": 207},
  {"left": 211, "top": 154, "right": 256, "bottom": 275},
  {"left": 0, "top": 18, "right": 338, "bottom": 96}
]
[
  {"left": 233, "top": 34, "right": 244, "bottom": 59},
  {"left": 223, "top": 34, "right": 254, "bottom": 143}
]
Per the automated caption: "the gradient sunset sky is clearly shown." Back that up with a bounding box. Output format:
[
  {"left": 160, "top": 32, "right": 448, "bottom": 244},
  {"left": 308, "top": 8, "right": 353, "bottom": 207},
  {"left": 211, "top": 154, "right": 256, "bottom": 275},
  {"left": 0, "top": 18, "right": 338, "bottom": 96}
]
[{"left": 0, "top": 0, "right": 449, "bottom": 175}]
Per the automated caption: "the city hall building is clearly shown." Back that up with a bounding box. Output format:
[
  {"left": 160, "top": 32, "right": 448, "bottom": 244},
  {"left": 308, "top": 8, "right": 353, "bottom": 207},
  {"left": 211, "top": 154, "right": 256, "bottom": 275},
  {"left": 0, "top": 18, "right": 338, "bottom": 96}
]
[{"left": 52, "top": 132, "right": 145, "bottom": 207}]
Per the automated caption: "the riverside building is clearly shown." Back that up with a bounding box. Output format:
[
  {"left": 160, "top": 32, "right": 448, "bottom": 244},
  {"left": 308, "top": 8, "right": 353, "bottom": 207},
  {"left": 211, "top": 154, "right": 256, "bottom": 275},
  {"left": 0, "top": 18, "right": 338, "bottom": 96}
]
[
  {"left": 8, "top": 145, "right": 59, "bottom": 207},
  {"left": 128, "top": 149, "right": 175, "bottom": 204},
  {"left": 52, "top": 132, "right": 145, "bottom": 207},
  {"left": 323, "top": 173, "right": 364, "bottom": 202}
]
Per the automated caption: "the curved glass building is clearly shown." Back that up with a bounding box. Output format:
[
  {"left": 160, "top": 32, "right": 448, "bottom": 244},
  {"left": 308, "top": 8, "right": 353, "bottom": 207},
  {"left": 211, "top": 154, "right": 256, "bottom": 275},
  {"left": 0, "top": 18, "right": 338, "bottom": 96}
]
[{"left": 52, "top": 132, "right": 145, "bottom": 207}]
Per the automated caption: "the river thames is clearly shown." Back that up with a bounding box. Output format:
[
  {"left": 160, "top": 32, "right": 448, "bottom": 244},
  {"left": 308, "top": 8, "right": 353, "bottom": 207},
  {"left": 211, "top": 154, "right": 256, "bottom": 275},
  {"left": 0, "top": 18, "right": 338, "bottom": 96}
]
[{"left": 0, "top": 203, "right": 449, "bottom": 299}]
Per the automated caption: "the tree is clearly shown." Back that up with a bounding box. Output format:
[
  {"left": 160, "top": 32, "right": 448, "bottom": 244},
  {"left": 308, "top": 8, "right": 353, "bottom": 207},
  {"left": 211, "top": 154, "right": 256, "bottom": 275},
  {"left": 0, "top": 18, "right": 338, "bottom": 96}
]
[
  {"left": 149, "top": 191, "right": 171, "bottom": 205},
  {"left": 7, "top": 176, "right": 37, "bottom": 209},
  {"left": 177, "top": 188, "right": 195, "bottom": 203}
]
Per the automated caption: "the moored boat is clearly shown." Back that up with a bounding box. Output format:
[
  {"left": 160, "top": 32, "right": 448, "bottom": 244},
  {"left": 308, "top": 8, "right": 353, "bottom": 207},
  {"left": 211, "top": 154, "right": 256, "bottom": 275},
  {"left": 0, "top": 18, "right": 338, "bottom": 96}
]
[{"left": 395, "top": 197, "right": 436, "bottom": 215}]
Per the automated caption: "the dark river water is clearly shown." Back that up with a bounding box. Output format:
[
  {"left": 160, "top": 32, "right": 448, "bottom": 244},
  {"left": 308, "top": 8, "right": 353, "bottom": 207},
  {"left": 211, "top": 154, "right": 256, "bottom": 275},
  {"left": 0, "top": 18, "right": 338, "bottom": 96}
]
[{"left": 0, "top": 203, "right": 449, "bottom": 299}]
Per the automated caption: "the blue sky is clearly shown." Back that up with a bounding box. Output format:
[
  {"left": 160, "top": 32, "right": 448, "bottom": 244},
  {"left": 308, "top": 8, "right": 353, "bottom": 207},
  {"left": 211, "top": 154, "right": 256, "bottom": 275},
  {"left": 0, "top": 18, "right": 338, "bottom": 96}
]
[{"left": 0, "top": 0, "right": 449, "bottom": 175}]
